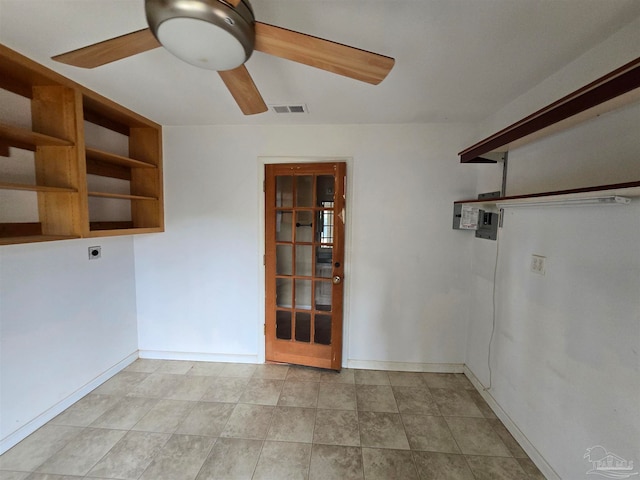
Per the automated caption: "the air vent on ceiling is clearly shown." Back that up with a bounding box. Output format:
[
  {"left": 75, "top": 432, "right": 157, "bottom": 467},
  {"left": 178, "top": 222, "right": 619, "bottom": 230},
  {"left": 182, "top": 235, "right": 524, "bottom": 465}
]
[{"left": 270, "top": 104, "right": 308, "bottom": 114}]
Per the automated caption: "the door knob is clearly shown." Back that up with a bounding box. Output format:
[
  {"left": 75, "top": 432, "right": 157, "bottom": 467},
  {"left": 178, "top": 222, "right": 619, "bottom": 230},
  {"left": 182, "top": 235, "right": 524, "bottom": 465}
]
[{"left": 332, "top": 275, "right": 342, "bottom": 285}]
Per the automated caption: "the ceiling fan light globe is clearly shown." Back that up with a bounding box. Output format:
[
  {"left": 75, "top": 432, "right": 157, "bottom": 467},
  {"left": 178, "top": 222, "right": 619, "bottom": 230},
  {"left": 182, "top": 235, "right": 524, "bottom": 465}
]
[
  {"left": 157, "top": 17, "right": 246, "bottom": 70},
  {"left": 146, "top": 0, "right": 255, "bottom": 71}
]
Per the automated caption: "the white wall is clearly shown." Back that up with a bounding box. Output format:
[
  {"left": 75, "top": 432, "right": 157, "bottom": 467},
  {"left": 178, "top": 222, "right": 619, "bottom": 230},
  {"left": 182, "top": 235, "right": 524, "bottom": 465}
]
[
  {"left": 134, "top": 123, "right": 479, "bottom": 369},
  {"left": 0, "top": 237, "right": 139, "bottom": 453},
  {"left": 464, "top": 16, "right": 640, "bottom": 479}
]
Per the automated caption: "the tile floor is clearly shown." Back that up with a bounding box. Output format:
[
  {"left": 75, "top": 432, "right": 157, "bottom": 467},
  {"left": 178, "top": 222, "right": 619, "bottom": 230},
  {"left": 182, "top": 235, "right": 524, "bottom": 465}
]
[{"left": 0, "top": 360, "right": 547, "bottom": 479}]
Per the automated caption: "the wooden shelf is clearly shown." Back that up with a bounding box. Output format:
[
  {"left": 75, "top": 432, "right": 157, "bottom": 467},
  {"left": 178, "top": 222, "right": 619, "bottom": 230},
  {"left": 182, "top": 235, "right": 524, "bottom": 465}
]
[
  {"left": 0, "top": 122, "right": 73, "bottom": 150},
  {"left": 455, "top": 181, "right": 640, "bottom": 209},
  {"left": 0, "top": 43, "right": 164, "bottom": 245},
  {"left": 85, "top": 147, "right": 156, "bottom": 169},
  {"left": 88, "top": 191, "right": 157, "bottom": 201},
  {"left": 459, "top": 56, "right": 640, "bottom": 163},
  {"left": 0, "top": 182, "right": 77, "bottom": 193},
  {"left": 0, "top": 235, "right": 80, "bottom": 245}
]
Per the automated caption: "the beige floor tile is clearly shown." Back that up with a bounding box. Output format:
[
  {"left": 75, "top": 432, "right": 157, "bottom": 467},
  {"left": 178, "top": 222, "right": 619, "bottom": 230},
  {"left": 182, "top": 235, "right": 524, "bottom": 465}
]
[
  {"left": 195, "top": 437, "right": 262, "bottom": 480},
  {"left": 358, "top": 411, "right": 410, "bottom": 450},
  {"left": 388, "top": 371, "right": 427, "bottom": 387},
  {"left": 127, "top": 373, "right": 185, "bottom": 398},
  {"left": 444, "top": 417, "right": 511, "bottom": 457},
  {"left": 355, "top": 385, "right": 398, "bottom": 412},
  {"left": 285, "top": 366, "right": 323, "bottom": 382},
  {"left": 138, "top": 434, "right": 216, "bottom": 480},
  {"left": 309, "top": 444, "right": 363, "bottom": 480},
  {"left": 402, "top": 414, "right": 460, "bottom": 453},
  {"left": 164, "top": 375, "right": 214, "bottom": 402},
  {"left": 266, "top": 406, "right": 316, "bottom": 443},
  {"left": 430, "top": 389, "right": 483, "bottom": 417},
  {"left": 317, "top": 383, "right": 356, "bottom": 410},
  {"left": 220, "top": 404, "right": 274, "bottom": 439},
  {"left": 91, "top": 371, "right": 149, "bottom": 396},
  {"left": 49, "top": 394, "right": 120, "bottom": 427},
  {"left": 0, "top": 473, "right": 29, "bottom": 480},
  {"left": 124, "top": 358, "right": 164, "bottom": 373},
  {"left": 174, "top": 402, "right": 235, "bottom": 437},
  {"left": 393, "top": 386, "right": 440, "bottom": 415},
  {"left": 278, "top": 381, "right": 319, "bottom": 408},
  {"left": 354, "top": 370, "right": 390, "bottom": 385},
  {"left": 465, "top": 455, "right": 529, "bottom": 480},
  {"left": 412, "top": 451, "right": 475, "bottom": 480},
  {"left": 25, "top": 474, "right": 81, "bottom": 479},
  {"left": 488, "top": 419, "right": 528, "bottom": 458},
  {"left": 90, "top": 396, "right": 158, "bottom": 430},
  {"left": 35, "top": 428, "right": 126, "bottom": 476},
  {"left": 0, "top": 425, "right": 81, "bottom": 472},
  {"left": 86, "top": 431, "right": 170, "bottom": 479},
  {"left": 154, "top": 360, "right": 194, "bottom": 375},
  {"left": 186, "top": 362, "right": 225, "bottom": 377},
  {"left": 362, "top": 447, "right": 419, "bottom": 480},
  {"left": 218, "top": 363, "right": 257, "bottom": 378},
  {"left": 252, "top": 364, "right": 289, "bottom": 380},
  {"left": 466, "top": 389, "right": 497, "bottom": 419},
  {"left": 422, "top": 373, "right": 468, "bottom": 390},
  {"left": 253, "top": 441, "right": 312, "bottom": 480},
  {"left": 200, "top": 377, "right": 249, "bottom": 403},
  {"left": 238, "top": 378, "right": 284, "bottom": 405},
  {"left": 131, "top": 399, "right": 195, "bottom": 433},
  {"left": 517, "top": 457, "right": 547, "bottom": 480},
  {"left": 313, "top": 409, "right": 360, "bottom": 447},
  {"left": 319, "top": 368, "right": 355, "bottom": 384}
]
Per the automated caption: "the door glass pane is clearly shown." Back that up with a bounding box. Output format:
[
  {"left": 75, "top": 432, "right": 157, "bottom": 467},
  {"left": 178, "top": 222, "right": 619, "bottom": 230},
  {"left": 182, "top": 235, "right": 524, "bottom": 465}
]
[
  {"left": 295, "top": 245, "right": 313, "bottom": 277},
  {"left": 315, "top": 246, "right": 332, "bottom": 278},
  {"left": 276, "top": 211, "right": 293, "bottom": 242},
  {"left": 295, "top": 175, "right": 313, "bottom": 207},
  {"left": 295, "top": 279, "right": 312, "bottom": 310},
  {"left": 316, "top": 207, "right": 334, "bottom": 244},
  {"left": 316, "top": 175, "right": 335, "bottom": 205},
  {"left": 276, "top": 176, "right": 293, "bottom": 207},
  {"left": 276, "top": 311, "right": 292, "bottom": 340},
  {"left": 295, "top": 211, "right": 313, "bottom": 242},
  {"left": 315, "top": 314, "right": 331, "bottom": 345},
  {"left": 315, "top": 281, "right": 332, "bottom": 311},
  {"left": 276, "top": 278, "right": 292, "bottom": 308},
  {"left": 276, "top": 245, "right": 292, "bottom": 275},
  {"left": 295, "top": 312, "right": 311, "bottom": 342}
]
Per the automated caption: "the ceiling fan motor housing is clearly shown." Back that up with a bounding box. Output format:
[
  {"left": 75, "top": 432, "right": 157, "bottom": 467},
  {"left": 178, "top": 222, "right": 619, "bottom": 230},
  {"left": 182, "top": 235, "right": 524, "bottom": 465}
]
[{"left": 146, "top": 0, "right": 256, "bottom": 71}]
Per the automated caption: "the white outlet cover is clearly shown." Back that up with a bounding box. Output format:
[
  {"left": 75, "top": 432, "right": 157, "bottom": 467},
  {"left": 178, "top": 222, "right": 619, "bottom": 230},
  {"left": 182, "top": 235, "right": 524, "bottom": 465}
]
[
  {"left": 531, "top": 254, "right": 546, "bottom": 275},
  {"left": 88, "top": 246, "right": 101, "bottom": 260}
]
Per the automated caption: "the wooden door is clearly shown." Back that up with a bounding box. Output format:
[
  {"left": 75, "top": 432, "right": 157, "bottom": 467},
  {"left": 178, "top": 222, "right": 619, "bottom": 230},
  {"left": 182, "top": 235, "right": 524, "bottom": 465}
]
[{"left": 265, "top": 162, "right": 346, "bottom": 370}]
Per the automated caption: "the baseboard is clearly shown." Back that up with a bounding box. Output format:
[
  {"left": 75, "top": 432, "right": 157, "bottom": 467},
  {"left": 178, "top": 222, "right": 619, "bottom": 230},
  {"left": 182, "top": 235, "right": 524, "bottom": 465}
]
[
  {"left": 0, "top": 350, "right": 138, "bottom": 455},
  {"left": 346, "top": 359, "right": 464, "bottom": 373},
  {"left": 463, "top": 366, "right": 560, "bottom": 480},
  {"left": 138, "top": 350, "right": 260, "bottom": 364}
]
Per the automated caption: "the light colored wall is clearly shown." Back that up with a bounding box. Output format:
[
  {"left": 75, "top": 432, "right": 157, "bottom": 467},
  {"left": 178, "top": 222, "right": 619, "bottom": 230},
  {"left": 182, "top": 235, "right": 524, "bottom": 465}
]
[
  {"left": 0, "top": 237, "right": 139, "bottom": 453},
  {"left": 464, "top": 16, "right": 640, "bottom": 480},
  {"left": 134, "top": 123, "right": 479, "bottom": 369}
]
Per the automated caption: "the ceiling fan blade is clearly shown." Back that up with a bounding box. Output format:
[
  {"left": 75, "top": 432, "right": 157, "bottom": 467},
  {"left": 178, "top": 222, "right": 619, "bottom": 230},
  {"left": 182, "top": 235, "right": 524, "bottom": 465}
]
[
  {"left": 52, "top": 28, "right": 161, "bottom": 68},
  {"left": 218, "top": 65, "right": 268, "bottom": 115},
  {"left": 254, "top": 22, "right": 394, "bottom": 85}
]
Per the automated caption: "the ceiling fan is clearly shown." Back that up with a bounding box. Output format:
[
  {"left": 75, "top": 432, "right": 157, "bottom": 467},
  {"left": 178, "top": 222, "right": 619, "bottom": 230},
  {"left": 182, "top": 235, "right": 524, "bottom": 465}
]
[{"left": 52, "top": 0, "right": 395, "bottom": 115}]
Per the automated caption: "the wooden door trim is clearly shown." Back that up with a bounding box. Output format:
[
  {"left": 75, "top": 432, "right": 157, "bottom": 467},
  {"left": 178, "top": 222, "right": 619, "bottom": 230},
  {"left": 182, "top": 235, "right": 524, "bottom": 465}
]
[
  {"left": 263, "top": 160, "right": 347, "bottom": 370},
  {"left": 257, "top": 156, "right": 352, "bottom": 366}
]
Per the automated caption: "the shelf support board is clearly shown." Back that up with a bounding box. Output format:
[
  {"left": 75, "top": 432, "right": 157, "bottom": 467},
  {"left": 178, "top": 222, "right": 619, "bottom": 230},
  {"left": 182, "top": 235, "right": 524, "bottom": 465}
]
[{"left": 459, "top": 56, "right": 640, "bottom": 163}]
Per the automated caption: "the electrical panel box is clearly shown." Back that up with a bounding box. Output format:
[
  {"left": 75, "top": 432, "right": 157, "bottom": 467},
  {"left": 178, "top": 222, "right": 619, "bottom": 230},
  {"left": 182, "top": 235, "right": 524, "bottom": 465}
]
[{"left": 475, "top": 210, "right": 498, "bottom": 240}]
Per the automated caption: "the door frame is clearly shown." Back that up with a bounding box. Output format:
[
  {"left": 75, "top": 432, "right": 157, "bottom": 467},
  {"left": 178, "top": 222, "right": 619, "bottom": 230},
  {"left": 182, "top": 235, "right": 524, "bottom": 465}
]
[{"left": 257, "top": 156, "right": 353, "bottom": 367}]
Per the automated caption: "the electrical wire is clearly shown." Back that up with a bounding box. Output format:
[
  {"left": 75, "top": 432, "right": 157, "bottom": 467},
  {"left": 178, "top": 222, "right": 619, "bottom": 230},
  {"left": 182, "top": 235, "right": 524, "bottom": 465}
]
[{"left": 485, "top": 208, "right": 502, "bottom": 391}]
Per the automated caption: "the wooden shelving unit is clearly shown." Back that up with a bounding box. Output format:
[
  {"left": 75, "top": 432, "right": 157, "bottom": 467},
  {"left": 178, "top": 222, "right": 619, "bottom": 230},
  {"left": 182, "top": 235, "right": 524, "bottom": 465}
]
[
  {"left": 0, "top": 43, "right": 163, "bottom": 245},
  {"left": 455, "top": 181, "right": 640, "bottom": 209},
  {"left": 459, "top": 56, "right": 640, "bottom": 163}
]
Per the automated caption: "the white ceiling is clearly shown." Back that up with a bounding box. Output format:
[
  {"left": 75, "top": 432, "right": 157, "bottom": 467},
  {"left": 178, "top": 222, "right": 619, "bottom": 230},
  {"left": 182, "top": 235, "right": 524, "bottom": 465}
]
[{"left": 1, "top": 0, "right": 639, "bottom": 126}]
